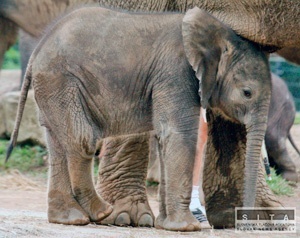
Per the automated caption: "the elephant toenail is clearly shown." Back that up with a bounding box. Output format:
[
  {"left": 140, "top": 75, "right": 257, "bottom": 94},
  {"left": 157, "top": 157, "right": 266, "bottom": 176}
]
[
  {"left": 115, "top": 212, "right": 130, "bottom": 226},
  {"left": 138, "top": 214, "right": 154, "bottom": 227}
]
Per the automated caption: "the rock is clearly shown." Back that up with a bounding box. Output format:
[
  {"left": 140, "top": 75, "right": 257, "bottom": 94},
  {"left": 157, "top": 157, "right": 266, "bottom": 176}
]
[
  {"left": 0, "top": 70, "right": 20, "bottom": 95},
  {"left": 0, "top": 90, "right": 46, "bottom": 146}
]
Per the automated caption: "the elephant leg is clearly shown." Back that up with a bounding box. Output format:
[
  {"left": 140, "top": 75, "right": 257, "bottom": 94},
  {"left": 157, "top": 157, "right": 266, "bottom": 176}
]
[
  {"left": 203, "top": 118, "right": 282, "bottom": 228},
  {"left": 19, "top": 30, "right": 39, "bottom": 86},
  {"left": 155, "top": 134, "right": 167, "bottom": 228},
  {"left": 204, "top": 154, "right": 282, "bottom": 228},
  {"left": 46, "top": 129, "right": 90, "bottom": 225},
  {"left": 255, "top": 159, "right": 282, "bottom": 207},
  {"left": 266, "top": 136, "right": 298, "bottom": 182},
  {"left": 0, "top": 17, "right": 18, "bottom": 70},
  {"left": 42, "top": 89, "right": 113, "bottom": 223},
  {"left": 67, "top": 151, "right": 113, "bottom": 222},
  {"left": 155, "top": 131, "right": 200, "bottom": 231},
  {"left": 270, "top": 153, "right": 298, "bottom": 182},
  {"left": 96, "top": 132, "right": 154, "bottom": 227},
  {"left": 151, "top": 84, "right": 200, "bottom": 231},
  {"left": 146, "top": 133, "right": 160, "bottom": 183}
]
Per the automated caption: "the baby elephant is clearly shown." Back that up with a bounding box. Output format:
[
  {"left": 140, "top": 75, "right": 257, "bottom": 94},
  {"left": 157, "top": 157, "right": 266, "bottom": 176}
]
[{"left": 7, "top": 7, "right": 272, "bottom": 231}]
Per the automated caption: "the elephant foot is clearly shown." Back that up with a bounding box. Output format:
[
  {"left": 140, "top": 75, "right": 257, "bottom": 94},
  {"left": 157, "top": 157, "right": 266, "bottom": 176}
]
[
  {"left": 102, "top": 212, "right": 153, "bottom": 227},
  {"left": 138, "top": 213, "right": 154, "bottom": 226},
  {"left": 47, "top": 190, "right": 90, "bottom": 225},
  {"left": 48, "top": 190, "right": 113, "bottom": 225},
  {"left": 99, "top": 197, "right": 154, "bottom": 227},
  {"left": 206, "top": 208, "right": 235, "bottom": 229},
  {"left": 155, "top": 210, "right": 201, "bottom": 231},
  {"left": 80, "top": 194, "right": 113, "bottom": 222},
  {"left": 281, "top": 170, "right": 298, "bottom": 182}
]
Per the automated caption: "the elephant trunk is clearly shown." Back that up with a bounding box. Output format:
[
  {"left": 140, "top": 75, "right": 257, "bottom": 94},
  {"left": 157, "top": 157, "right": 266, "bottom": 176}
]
[{"left": 243, "top": 114, "right": 269, "bottom": 207}]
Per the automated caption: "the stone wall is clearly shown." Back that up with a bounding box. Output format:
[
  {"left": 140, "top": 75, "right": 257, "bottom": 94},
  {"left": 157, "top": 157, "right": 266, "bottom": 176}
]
[{"left": 0, "top": 90, "right": 45, "bottom": 146}]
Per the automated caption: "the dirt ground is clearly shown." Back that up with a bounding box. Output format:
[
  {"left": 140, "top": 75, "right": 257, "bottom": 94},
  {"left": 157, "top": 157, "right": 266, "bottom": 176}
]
[{"left": 0, "top": 70, "right": 300, "bottom": 237}]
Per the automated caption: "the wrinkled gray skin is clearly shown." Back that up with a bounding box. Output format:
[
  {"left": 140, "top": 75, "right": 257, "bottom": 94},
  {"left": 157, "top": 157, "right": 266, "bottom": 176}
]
[
  {"left": 1, "top": 0, "right": 300, "bottom": 84},
  {"left": 8, "top": 7, "right": 275, "bottom": 230},
  {"left": 266, "top": 73, "right": 300, "bottom": 182},
  {"left": 96, "top": 132, "right": 154, "bottom": 227}
]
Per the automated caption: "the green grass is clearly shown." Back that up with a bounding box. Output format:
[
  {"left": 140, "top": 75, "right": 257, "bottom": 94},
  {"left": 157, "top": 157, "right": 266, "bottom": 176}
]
[
  {"left": 0, "top": 139, "right": 47, "bottom": 175},
  {"left": 294, "top": 113, "right": 300, "bottom": 125},
  {"left": 0, "top": 139, "right": 100, "bottom": 179},
  {"left": 146, "top": 180, "right": 159, "bottom": 187},
  {"left": 2, "top": 43, "right": 21, "bottom": 69},
  {"left": 266, "top": 168, "right": 295, "bottom": 196}
]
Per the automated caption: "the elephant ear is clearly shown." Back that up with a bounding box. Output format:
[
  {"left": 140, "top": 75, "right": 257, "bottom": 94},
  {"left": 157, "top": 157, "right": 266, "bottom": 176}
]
[{"left": 182, "top": 7, "right": 234, "bottom": 109}]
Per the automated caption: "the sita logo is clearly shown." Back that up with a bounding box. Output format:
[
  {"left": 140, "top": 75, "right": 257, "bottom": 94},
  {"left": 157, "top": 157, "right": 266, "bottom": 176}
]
[{"left": 242, "top": 213, "right": 291, "bottom": 221}]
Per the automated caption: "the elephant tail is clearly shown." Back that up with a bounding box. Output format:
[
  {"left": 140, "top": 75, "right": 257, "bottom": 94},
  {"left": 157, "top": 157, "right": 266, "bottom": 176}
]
[
  {"left": 288, "top": 133, "right": 300, "bottom": 157},
  {"left": 5, "top": 64, "right": 33, "bottom": 162}
]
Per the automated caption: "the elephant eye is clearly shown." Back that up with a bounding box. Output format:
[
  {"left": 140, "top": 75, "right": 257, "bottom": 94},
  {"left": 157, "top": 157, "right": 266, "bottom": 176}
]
[{"left": 242, "top": 88, "right": 252, "bottom": 99}]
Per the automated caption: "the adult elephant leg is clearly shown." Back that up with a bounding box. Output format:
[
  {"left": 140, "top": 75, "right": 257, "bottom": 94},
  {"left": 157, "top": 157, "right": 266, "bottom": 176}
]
[
  {"left": 96, "top": 132, "right": 154, "bottom": 227},
  {"left": 203, "top": 112, "right": 281, "bottom": 228},
  {"left": 203, "top": 116, "right": 245, "bottom": 228},
  {"left": 0, "top": 17, "right": 18, "bottom": 70},
  {"left": 46, "top": 128, "right": 90, "bottom": 225},
  {"left": 146, "top": 133, "right": 160, "bottom": 183},
  {"left": 19, "top": 30, "right": 39, "bottom": 86},
  {"left": 255, "top": 158, "right": 282, "bottom": 208}
]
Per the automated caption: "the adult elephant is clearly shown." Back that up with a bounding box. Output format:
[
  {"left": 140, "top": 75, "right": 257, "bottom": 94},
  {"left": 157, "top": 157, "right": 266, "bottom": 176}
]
[{"left": 1, "top": 0, "right": 300, "bottom": 81}]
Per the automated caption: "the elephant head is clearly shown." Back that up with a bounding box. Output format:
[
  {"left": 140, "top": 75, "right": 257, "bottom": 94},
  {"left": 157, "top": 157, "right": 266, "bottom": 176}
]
[{"left": 182, "top": 7, "right": 272, "bottom": 227}]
